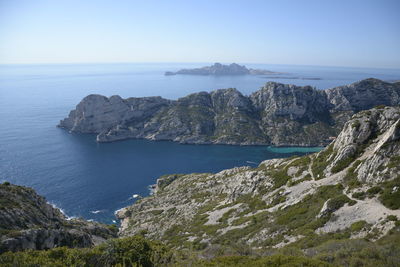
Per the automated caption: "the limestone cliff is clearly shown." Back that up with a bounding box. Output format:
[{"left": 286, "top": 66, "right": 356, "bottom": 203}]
[
  {"left": 116, "top": 106, "right": 400, "bottom": 251},
  {"left": 0, "top": 183, "right": 117, "bottom": 253},
  {"left": 59, "top": 78, "right": 400, "bottom": 146}
]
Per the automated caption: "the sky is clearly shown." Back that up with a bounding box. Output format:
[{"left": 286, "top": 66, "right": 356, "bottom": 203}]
[{"left": 0, "top": 0, "right": 399, "bottom": 68}]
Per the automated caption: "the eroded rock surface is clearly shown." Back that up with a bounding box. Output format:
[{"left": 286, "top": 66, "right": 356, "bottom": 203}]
[
  {"left": 59, "top": 78, "right": 400, "bottom": 146},
  {"left": 117, "top": 106, "right": 400, "bottom": 249},
  {"left": 0, "top": 183, "right": 117, "bottom": 253}
]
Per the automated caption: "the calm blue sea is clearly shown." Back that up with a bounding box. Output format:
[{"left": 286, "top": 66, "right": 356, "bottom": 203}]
[{"left": 1, "top": 63, "right": 399, "bottom": 223}]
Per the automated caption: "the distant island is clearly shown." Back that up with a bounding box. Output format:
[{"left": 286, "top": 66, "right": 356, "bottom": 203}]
[
  {"left": 261, "top": 76, "right": 322, "bottom": 80},
  {"left": 165, "top": 62, "right": 284, "bottom": 76}
]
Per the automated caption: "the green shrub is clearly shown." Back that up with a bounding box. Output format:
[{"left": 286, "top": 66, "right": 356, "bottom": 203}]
[
  {"left": 199, "top": 254, "right": 330, "bottom": 267},
  {"left": 106, "top": 224, "right": 118, "bottom": 234},
  {"left": 343, "top": 160, "right": 363, "bottom": 189},
  {"left": 288, "top": 174, "right": 312, "bottom": 187},
  {"left": 0, "top": 236, "right": 174, "bottom": 267},
  {"left": 379, "top": 177, "right": 400, "bottom": 209},
  {"left": 331, "top": 157, "right": 354, "bottom": 173},
  {"left": 350, "top": 220, "right": 367, "bottom": 232},
  {"left": 387, "top": 215, "right": 398, "bottom": 221},
  {"left": 276, "top": 185, "right": 344, "bottom": 232},
  {"left": 352, "top": 191, "right": 366, "bottom": 200},
  {"left": 269, "top": 168, "right": 291, "bottom": 189},
  {"left": 387, "top": 156, "right": 400, "bottom": 169},
  {"left": 367, "top": 186, "right": 383, "bottom": 195},
  {"left": 327, "top": 195, "right": 354, "bottom": 211},
  {"left": 311, "top": 145, "right": 335, "bottom": 180}
]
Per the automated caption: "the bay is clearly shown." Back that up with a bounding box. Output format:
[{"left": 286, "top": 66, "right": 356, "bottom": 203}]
[{"left": 1, "top": 62, "right": 399, "bottom": 223}]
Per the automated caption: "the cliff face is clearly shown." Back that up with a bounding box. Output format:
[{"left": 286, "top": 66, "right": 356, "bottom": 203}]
[
  {"left": 116, "top": 106, "right": 400, "bottom": 251},
  {"left": 326, "top": 78, "right": 400, "bottom": 112},
  {"left": 60, "top": 94, "right": 172, "bottom": 134},
  {"left": 59, "top": 78, "right": 400, "bottom": 146},
  {"left": 0, "top": 183, "right": 117, "bottom": 253}
]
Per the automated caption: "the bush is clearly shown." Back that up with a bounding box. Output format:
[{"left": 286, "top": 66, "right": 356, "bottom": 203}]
[
  {"left": 326, "top": 195, "right": 354, "bottom": 211},
  {"left": 331, "top": 157, "right": 354, "bottom": 173},
  {"left": 199, "top": 254, "right": 330, "bottom": 267},
  {"left": 0, "top": 236, "right": 174, "bottom": 267},
  {"left": 350, "top": 220, "right": 367, "bottom": 232},
  {"left": 387, "top": 215, "right": 398, "bottom": 221},
  {"left": 379, "top": 177, "right": 400, "bottom": 209},
  {"left": 352, "top": 191, "right": 366, "bottom": 200},
  {"left": 312, "top": 145, "right": 335, "bottom": 180},
  {"left": 367, "top": 186, "right": 382, "bottom": 195}
]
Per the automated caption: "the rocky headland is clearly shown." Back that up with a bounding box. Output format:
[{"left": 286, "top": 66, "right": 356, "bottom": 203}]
[
  {"left": 0, "top": 183, "right": 117, "bottom": 253},
  {"left": 59, "top": 78, "right": 400, "bottom": 146}
]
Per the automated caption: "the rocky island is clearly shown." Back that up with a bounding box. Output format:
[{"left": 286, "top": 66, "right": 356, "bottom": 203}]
[
  {"left": 59, "top": 78, "right": 400, "bottom": 146},
  {"left": 165, "top": 62, "right": 282, "bottom": 76}
]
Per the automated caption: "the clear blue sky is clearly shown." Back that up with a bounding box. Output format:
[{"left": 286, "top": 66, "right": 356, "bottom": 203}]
[{"left": 0, "top": 0, "right": 399, "bottom": 68}]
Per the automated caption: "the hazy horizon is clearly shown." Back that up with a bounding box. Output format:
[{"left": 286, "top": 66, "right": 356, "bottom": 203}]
[
  {"left": 1, "top": 61, "right": 400, "bottom": 71},
  {"left": 1, "top": 0, "right": 399, "bottom": 68}
]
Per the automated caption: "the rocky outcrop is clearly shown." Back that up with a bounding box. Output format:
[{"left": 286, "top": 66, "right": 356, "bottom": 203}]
[
  {"left": 59, "top": 78, "right": 400, "bottom": 146},
  {"left": 0, "top": 183, "right": 117, "bottom": 253},
  {"left": 60, "top": 95, "right": 172, "bottom": 135},
  {"left": 116, "top": 106, "right": 400, "bottom": 250},
  {"left": 327, "top": 106, "right": 400, "bottom": 183},
  {"left": 164, "top": 62, "right": 280, "bottom": 76},
  {"left": 326, "top": 78, "right": 400, "bottom": 112}
]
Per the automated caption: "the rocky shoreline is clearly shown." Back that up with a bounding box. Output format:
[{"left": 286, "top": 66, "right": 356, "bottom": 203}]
[{"left": 0, "top": 183, "right": 117, "bottom": 253}]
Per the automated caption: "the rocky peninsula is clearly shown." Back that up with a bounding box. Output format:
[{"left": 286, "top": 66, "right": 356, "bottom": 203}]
[{"left": 59, "top": 78, "right": 400, "bottom": 146}]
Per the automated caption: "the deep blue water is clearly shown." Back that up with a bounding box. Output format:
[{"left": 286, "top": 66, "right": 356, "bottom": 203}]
[{"left": 1, "top": 63, "right": 399, "bottom": 223}]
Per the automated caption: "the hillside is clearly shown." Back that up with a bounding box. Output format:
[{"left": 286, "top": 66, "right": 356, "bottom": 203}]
[
  {"left": 59, "top": 78, "right": 400, "bottom": 146},
  {"left": 116, "top": 106, "right": 400, "bottom": 255},
  {"left": 0, "top": 183, "right": 117, "bottom": 253}
]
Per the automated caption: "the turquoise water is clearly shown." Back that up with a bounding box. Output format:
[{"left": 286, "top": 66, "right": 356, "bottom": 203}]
[
  {"left": 266, "top": 146, "right": 324, "bottom": 154},
  {"left": 1, "top": 63, "right": 399, "bottom": 223}
]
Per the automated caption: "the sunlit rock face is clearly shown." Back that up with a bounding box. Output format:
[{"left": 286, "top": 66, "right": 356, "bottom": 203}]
[
  {"left": 117, "top": 106, "right": 400, "bottom": 250},
  {"left": 59, "top": 78, "right": 400, "bottom": 146}
]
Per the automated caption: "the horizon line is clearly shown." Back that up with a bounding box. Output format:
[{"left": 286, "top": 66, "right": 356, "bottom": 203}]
[{"left": 1, "top": 61, "right": 400, "bottom": 71}]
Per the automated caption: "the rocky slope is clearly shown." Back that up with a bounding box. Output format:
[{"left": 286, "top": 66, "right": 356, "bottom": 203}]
[
  {"left": 0, "top": 183, "right": 117, "bottom": 253},
  {"left": 165, "top": 62, "right": 280, "bottom": 76},
  {"left": 59, "top": 78, "right": 400, "bottom": 146},
  {"left": 116, "top": 106, "right": 400, "bottom": 252}
]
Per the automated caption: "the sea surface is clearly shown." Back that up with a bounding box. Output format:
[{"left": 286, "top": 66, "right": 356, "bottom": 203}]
[{"left": 1, "top": 63, "right": 399, "bottom": 223}]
